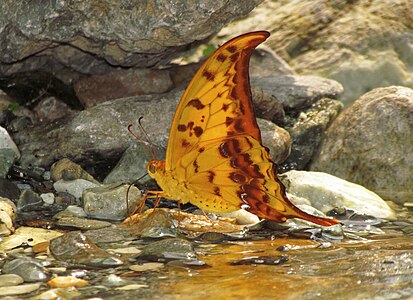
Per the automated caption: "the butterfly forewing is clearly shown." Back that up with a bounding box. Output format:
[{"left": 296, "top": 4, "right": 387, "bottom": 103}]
[{"left": 166, "top": 31, "right": 270, "bottom": 171}]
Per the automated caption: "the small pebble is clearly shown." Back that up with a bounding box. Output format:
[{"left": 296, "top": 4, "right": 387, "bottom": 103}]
[
  {"left": 129, "top": 262, "right": 165, "bottom": 272},
  {"left": 0, "top": 283, "right": 41, "bottom": 296},
  {"left": 47, "top": 276, "right": 89, "bottom": 288},
  {"left": 110, "top": 247, "right": 142, "bottom": 254},
  {"left": 0, "top": 274, "right": 24, "bottom": 287},
  {"left": 53, "top": 205, "right": 87, "bottom": 219},
  {"left": 40, "top": 193, "right": 55, "bottom": 205},
  {"left": 115, "top": 284, "right": 148, "bottom": 291},
  {"left": 2, "top": 257, "right": 50, "bottom": 282},
  {"left": 102, "top": 274, "right": 127, "bottom": 287}
]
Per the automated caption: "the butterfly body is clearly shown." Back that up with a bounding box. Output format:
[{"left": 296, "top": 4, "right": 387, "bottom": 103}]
[{"left": 145, "top": 31, "right": 339, "bottom": 227}]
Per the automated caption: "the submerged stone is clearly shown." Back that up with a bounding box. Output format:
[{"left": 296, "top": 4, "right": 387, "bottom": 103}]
[
  {"left": 136, "top": 238, "right": 198, "bottom": 263},
  {"left": 2, "top": 257, "right": 50, "bottom": 282}
]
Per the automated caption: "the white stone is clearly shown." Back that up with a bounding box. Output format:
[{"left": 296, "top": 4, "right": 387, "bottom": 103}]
[
  {"left": 53, "top": 179, "right": 100, "bottom": 199},
  {"left": 0, "top": 283, "right": 41, "bottom": 296},
  {"left": 219, "top": 209, "right": 260, "bottom": 225},
  {"left": 0, "top": 126, "right": 20, "bottom": 159},
  {"left": 40, "top": 193, "right": 55, "bottom": 205},
  {"left": 281, "top": 170, "right": 396, "bottom": 219}
]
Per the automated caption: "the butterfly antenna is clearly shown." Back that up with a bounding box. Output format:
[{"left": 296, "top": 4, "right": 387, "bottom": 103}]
[
  {"left": 137, "top": 116, "right": 157, "bottom": 159},
  {"left": 128, "top": 123, "right": 156, "bottom": 160}
]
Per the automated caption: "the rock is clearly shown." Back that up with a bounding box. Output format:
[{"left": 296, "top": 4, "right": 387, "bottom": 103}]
[
  {"left": 252, "top": 86, "right": 285, "bottom": 124},
  {"left": 0, "top": 126, "right": 20, "bottom": 178},
  {"left": 256, "top": 118, "right": 291, "bottom": 164},
  {"left": 53, "top": 205, "right": 87, "bottom": 219},
  {"left": 49, "top": 231, "right": 123, "bottom": 267},
  {"left": 129, "top": 262, "right": 165, "bottom": 272},
  {"left": 0, "top": 178, "right": 20, "bottom": 200},
  {"left": 55, "top": 217, "right": 112, "bottom": 230},
  {"left": 53, "top": 179, "right": 100, "bottom": 199},
  {"left": 219, "top": 209, "right": 260, "bottom": 225},
  {"left": 101, "top": 274, "right": 128, "bottom": 287},
  {"left": 104, "top": 143, "right": 165, "bottom": 184},
  {"left": 310, "top": 86, "right": 413, "bottom": 205},
  {"left": 280, "top": 170, "right": 396, "bottom": 220},
  {"left": 17, "top": 189, "right": 43, "bottom": 212},
  {"left": 136, "top": 238, "right": 198, "bottom": 262},
  {"left": 279, "top": 98, "right": 343, "bottom": 172},
  {"left": 74, "top": 68, "right": 174, "bottom": 108},
  {"left": 251, "top": 75, "right": 343, "bottom": 111},
  {"left": 2, "top": 257, "right": 51, "bottom": 282},
  {"left": 82, "top": 183, "right": 142, "bottom": 221},
  {"left": 55, "top": 192, "right": 77, "bottom": 207},
  {"left": 0, "top": 197, "right": 16, "bottom": 236},
  {"left": 47, "top": 276, "right": 89, "bottom": 288},
  {"left": 0, "top": 1, "right": 259, "bottom": 81},
  {"left": 40, "top": 192, "right": 54, "bottom": 205},
  {"left": 32, "top": 288, "right": 81, "bottom": 300},
  {"left": 0, "top": 274, "right": 24, "bottom": 287},
  {"left": 0, "top": 283, "right": 41, "bottom": 297},
  {"left": 33, "top": 96, "right": 76, "bottom": 124},
  {"left": 84, "top": 226, "right": 134, "bottom": 244},
  {"left": 249, "top": 45, "right": 295, "bottom": 77},
  {"left": 50, "top": 158, "right": 99, "bottom": 183},
  {"left": 0, "top": 226, "right": 63, "bottom": 252},
  {"left": 218, "top": 0, "right": 413, "bottom": 105}
]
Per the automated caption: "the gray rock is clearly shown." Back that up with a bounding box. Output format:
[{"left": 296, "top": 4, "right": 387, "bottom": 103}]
[
  {"left": 310, "top": 86, "right": 413, "bottom": 205},
  {"left": 53, "top": 179, "right": 100, "bottom": 199},
  {"left": 0, "top": 274, "right": 24, "bottom": 287},
  {"left": 2, "top": 257, "right": 50, "bottom": 282},
  {"left": 0, "top": 1, "right": 259, "bottom": 80},
  {"left": 53, "top": 205, "right": 87, "bottom": 219},
  {"left": 280, "top": 98, "right": 343, "bottom": 171},
  {"left": 252, "top": 86, "right": 285, "bottom": 124},
  {"left": 251, "top": 75, "right": 343, "bottom": 110},
  {"left": 84, "top": 226, "right": 134, "bottom": 244},
  {"left": 56, "top": 216, "right": 112, "bottom": 230},
  {"left": 280, "top": 170, "right": 396, "bottom": 220},
  {"left": 0, "top": 178, "right": 20, "bottom": 200},
  {"left": 17, "top": 189, "right": 43, "bottom": 212},
  {"left": 32, "top": 96, "right": 76, "bottom": 124},
  {"left": 40, "top": 193, "right": 54, "bottom": 205},
  {"left": 50, "top": 231, "right": 123, "bottom": 267},
  {"left": 82, "top": 183, "right": 142, "bottom": 221},
  {"left": 137, "top": 238, "right": 198, "bottom": 262},
  {"left": 0, "top": 126, "right": 20, "bottom": 178},
  {"left": 257, "top": 118, "right": 291, "bottom": 164},
  {"left": 50, "top": 158, "right": 99, "bottom": 183},
  {"left": 0, "top": 283, "right": 41, "bottom": 297}
]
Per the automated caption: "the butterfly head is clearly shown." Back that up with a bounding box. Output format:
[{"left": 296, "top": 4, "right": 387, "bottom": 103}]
[{"left": 146, "top": 159, "right": 165, "bottom": 178}]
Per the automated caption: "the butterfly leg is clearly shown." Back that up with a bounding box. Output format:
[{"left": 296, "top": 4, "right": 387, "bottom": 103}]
[{"left": 126, "top": 190, "right": 162, "bottom": 224}]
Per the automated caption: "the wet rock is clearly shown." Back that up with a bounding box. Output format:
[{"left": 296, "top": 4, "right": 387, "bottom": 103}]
[
  {"left": 74, "top": 68, "right": 174, "bottom": 108},
  {"left": 129, "top": 262, "right": 165, "bottom": 272},
  {"left": 102, "top": 274, "right": 128, "bottom": 287},
  {"left": 0, "top": 274, "right": 24, "bottom": 287},
  {"left": 53, "top": 205, "right": 87, "bottom": 219},
  {"left": 230, "top": 255, "right": 289, "bottom": 265},
  {"left": 257, "top": 118, "right": 291, "bottom": 164},
  {"left": 47, "top": 276, "right": 89, "bottom": 288},
  {"left": 0, "top": 126, "right": 20, "bottom": 178},
  {"left": 136, "top": 238, "right": 198, "bottom": 263},
  {"left": 50, "top": 158, "right": 99, "bottom": 183},
  {"left": 310, "top": 86, "right": 413, "bottom": 205},
  {"left": 219, "top": 209, "right": 260, "bottom": 225},
  {"left": 33, "top": 287, "right": 82, "bottom": 299},
  {"left": 280, "top": 98, "right": 343, "bottom": 171},
  {"left": 84, "top": 226, "right": 134, "bottom": 244},
  {"left": 0, "top": 283, "right": 41, "bottom": 297},
  {"left": 53, "top": 179, "right": 100, "bottom": 199},
  {"left": 252, "top": 86, "right": 285, "bottom": 124},
  {"left": 49, "top": 231, "right": 123, "bottom": 267},
  {"left": 33, "top": 96, "right": 76, "bottom": 124},
  {"left": 0, "top": 197, "right": 16, "bottom": 236},
  {"left": 125, "top": 209, "right": 178, "bottom": 238},
  {"left": 55, "top": 217, "right": 112, "bottom": 230},
  {"left": 17, "top": 189, "right": 43, "bottom": 212},
  {"left": 83, "top": 183, "right": 142, "bottom": 221},
  {"left": 55, "top": 192, "right": 77, "bottom": 207},
  {"left": 0, "top": 178, "right": 20, "bottom": 200},
  {"left": 104, "top": 143, "right": 165, "bottom": 185},
  {"left": 280, "top": 170, "right": 396, "bottom": 220},
  {"left": 249, "top": 46, "right": 295, "bottom": 77},
  {"left": 0, "top": 226, "right": 63, "bottom": 252},
  {"left": 251, "top": 76, "right": 343, "bottom": 111},
  {"left": 2, "top": 257, "right": 50, "bottom": 282}
]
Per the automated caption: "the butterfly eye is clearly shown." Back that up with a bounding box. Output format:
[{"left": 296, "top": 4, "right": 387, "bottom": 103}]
[{"left": 148, "top": 162, "right": 157, "bottom": 174}]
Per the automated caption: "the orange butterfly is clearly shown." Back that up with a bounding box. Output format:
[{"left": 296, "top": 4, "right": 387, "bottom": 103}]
[{"left": 143, "top": 31, "right": 338, "bottom": 227}]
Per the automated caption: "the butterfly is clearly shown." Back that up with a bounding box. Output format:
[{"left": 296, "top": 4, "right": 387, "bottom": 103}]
[{"left": 142, "top": 31, "right": 339, "bottom": 226}]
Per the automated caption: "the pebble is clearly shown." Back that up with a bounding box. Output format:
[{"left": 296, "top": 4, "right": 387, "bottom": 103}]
[
  {"left": 110, "top": 247, "right": 142, "bottom": 254},
  {"left": 55, "top": 216, "right": 112, "bottom": 230},
  {"left": 137, "top": 238, "right": 198, "bottom": 262},
  {"left": 0, "top": 274, "right": 24, "bottom": 287},
  {"left": 53, "top": 205, "right": 87, "bottom": 219},
  {"left": 219, "top": 209, "right": 260, "bottom": 225},
  {"left": 53, "top": 179, "right": 100, "bottom": 199},
  {"left": 2, "top": 257, "right": 51, "bottom": 282},
  {"left": 101, "top": 274, "right": 128, "bottom": 287},
  {"left": 129, "top": 262, "right": 164, "bottom": 272},
  {"left": 82, "top": 183, "right": 142, "bottom": 221},
  {"left": 49, "top": 231, "right": 124, "bottom": 267},
  {"left": 0, "top": 283, "right": 41, "bottom": 296},
  {"left": 50, "top": 158, "right": 99, "bottom": 183},
  {"left": 0, "top": 126, "right": 20, "bottom": 178},
  {"left": 0, "top": 197, "right": 16, "bottom": 236},
  {"left": 115, "top": 284, "right": 148, "bottom": 291},
  {"left": 17, "top": 189, "right": 43, "bottom": 212},
  {"left": 40, "top": 192, "right": 55, "bottom": 204},
  {"left": 32, "top": 287, "right": 81, "bottom": 299},
  {"left": 47, "top": 276, "right": 89, "bottom": 288}
]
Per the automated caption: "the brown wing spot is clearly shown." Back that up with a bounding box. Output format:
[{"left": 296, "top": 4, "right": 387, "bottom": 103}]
[
  {"left": 182, "top": 139, "right": 190, "bottom": 147},
  {"left": 214, "top": 186, "right": 222, "bottom": 196},
  {"left": 234, "top": 118, "right": 244, "bottom": 132},
  {"left": 230, "top": 52, "right": 240, "bottom": 62},
  {"left": 193, "top": 159, "right": 199, "bottom": 173},
  {"left": 193, "top": 126, "right": 203, "bottom": 137},
  {"left": 222, "top": 103, "right": 229, "bottom": 111},
  {"left": 217, "top": 53, "right": 227, "bottom": 62},
  {"left": 227, "top": 45, "right": 237, "bottom": 53},
  {"left": 207, "top": 170, "right": 216, "bottom": 183},
  {"left": 219, "top": 138, "right": 242, "bottom": 158},
  {"left": 262, "top": 194, "right": 270, "bottom": 203},
  {"left": 230, "top": 87, "right": 238, "bottom": 99},
  {"left": 229, "top": 172, "right": 247, "bottom": 184},
  {"left": 202, "top": 70, "right": 215, "bottom": 81},
  {"left": 178, "top": 124, "right": 186, "bottom": 132},
  {"left": 199, "top": 147, "right": 205, "bottom": 153},
  {"left": 187, "top": 98, "right": 205, "bottom": 110},
  {"left": 187, "top": 121, "right": 194, "bottom": 129},
  {"left": 225, "top": 117, "right": 234, "bottom": 126}
]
